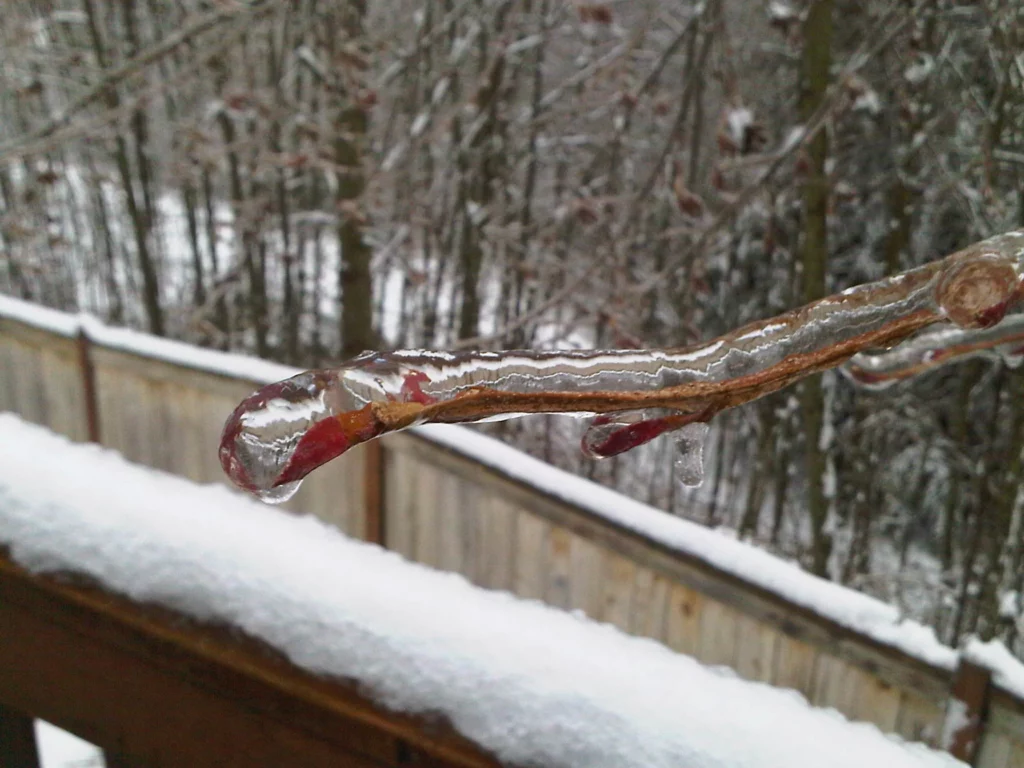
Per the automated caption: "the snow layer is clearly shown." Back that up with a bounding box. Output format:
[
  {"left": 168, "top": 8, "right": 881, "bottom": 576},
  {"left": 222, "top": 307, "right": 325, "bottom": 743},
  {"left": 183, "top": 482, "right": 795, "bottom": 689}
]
[
  {"left": 414, "top": 423, "right": 961, "bottom": 671},
  {"left": 0, "top": 416, "right": 964, "bottom": 768},
  {"left": 0, "top": 294, "right": 297, "bottom": 385},
  {"left": 3, "top": 294, "right": 1023, "bottom": 697},
  {"left": 965, "top": 638, "right": 1024, "bottom": 701},
  {"left": 35, "top": 722, "right": 102, "bottom": 768}
]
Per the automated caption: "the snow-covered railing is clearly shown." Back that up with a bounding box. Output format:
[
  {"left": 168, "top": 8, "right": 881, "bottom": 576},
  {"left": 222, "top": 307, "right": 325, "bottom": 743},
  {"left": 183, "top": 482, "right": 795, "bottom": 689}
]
[
  {"left": 0, "top": 417, "right": 970, "bottom": 768},
  {"left": 1, "top": 295, "right": 1023, "bottom": 767}
]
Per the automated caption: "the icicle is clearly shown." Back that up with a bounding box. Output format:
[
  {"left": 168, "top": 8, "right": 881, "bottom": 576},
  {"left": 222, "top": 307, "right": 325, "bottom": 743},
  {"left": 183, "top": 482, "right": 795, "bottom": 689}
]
[
  {"left": 220, "top": 230, "right": 1024, "bottom": 502},
  {"left": 674, "top": 422, "right": 710, "bottom": 487},
  {"left": 582, "top": 409, "right": 692, "bottom": 458}
]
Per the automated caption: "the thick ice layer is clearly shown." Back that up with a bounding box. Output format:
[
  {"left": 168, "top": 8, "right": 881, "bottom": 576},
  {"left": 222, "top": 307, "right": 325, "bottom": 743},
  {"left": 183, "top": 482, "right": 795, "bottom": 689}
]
[
  {"left": 846, "top": 312, "right": 1024, "bottom": 389},
  {"left": 0, "top": 417, "right": 968, "bottom": 768},
  {"left": 219, "top": 230, "right": 1024, "bottom": 501}
]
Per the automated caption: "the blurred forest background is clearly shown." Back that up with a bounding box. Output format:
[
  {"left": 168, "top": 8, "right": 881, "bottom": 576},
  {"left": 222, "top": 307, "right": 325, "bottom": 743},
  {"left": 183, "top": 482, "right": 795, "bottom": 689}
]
[{"left": 1, "top": 0, "right": 1022, "bottom": 658}]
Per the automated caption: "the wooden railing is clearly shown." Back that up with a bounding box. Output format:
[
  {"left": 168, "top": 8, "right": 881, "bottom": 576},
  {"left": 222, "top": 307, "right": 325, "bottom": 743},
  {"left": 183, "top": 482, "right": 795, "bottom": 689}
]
[
  {"left": 1, "top": 301, "right": 1023, "bottom": 767},
  {"left": 0, "top": 552, "right": 499, "bottom": 768}
]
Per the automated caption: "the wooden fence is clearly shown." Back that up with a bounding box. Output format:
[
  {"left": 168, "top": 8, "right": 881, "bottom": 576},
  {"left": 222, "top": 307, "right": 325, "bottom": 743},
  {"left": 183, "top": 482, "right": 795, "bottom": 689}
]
[{"left": 1, "top": 304, "right": 1023, "bottom": 767}]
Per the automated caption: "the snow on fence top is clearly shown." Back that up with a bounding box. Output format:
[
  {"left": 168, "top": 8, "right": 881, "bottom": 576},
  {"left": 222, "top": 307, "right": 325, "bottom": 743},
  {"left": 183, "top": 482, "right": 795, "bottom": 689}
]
[
  {"left": 2, "top": 294, "right": 1023, "bottom": 699},
  {"left": 0, "top": 415, "right": 964, "bottom": 768},
  {"left": 0, "top": 294, "right": 299, "bottom": 384}
]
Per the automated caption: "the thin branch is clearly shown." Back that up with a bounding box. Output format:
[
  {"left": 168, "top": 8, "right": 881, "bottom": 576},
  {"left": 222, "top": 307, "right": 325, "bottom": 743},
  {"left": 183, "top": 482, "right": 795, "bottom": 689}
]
[{"left": 0, "top": 0, "right": 279, "bottom": 165}]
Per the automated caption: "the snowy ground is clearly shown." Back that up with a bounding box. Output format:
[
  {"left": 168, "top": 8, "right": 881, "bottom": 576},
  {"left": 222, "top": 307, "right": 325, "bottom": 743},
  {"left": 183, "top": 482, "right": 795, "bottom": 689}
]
[{"left": 0, "top": 416, "right": 964, "bottom": 768}]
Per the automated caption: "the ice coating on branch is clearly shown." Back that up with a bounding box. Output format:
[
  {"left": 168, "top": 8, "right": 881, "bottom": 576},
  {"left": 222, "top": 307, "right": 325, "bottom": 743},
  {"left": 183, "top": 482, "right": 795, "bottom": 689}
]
[
  {"left": 581, "top": 408, "right": 712, "bottom": 459},
  {"left": 845, "top": 312, "right": 1024, "bottom": 390},
  {"left": 220, "top": 230, "right": 1024, "bottom": 502}
]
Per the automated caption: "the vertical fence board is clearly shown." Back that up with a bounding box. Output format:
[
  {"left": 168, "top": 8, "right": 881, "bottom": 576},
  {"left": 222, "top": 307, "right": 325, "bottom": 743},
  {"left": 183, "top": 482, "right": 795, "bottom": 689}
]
[
  {"left": 39, "top": 348, "right": 85, "bottom": 442},
  {"left": 545, "top": 527, "right": 574, "bottom": 610},
  {"left": 0, "top": 339, "right": 15, "bottom": 413},
  {"left": 95, "top": 366, "right": 126, "bottom": 459},
  {"left": 476, "top": 497, "right": 517, "bottom": 592},
  {"left": 457, "top": 482, "right": 482, "bottom": 586},
  {"left": 698, "top": 601, "right": 740, "bottom": 669},
  {"left": 1009, "top": 742, "right": 1024, "bottom": 768},
  {"left": 632, "top": 572, "right": 671, "bottom": 641},
  {"left": 811, "top": 656, "right": 863, "bottom": 714},
  {"left": 297, "top": 452, "right": 363, "bottom": 537},
  {"left": 854, "top": 674, "right": 902, "bottom": 734},
  {"left": 180, "top": 393, "right": 209, "bottom": 484},
  {"left": 385, "top": 450, "right": 416, "bottom": 560},
  {"left": 150, "top": 380, "right": 176, "bottom": 473},
  {"left": 412, "top": 463, "right": 441, "bottom": 569},
  {"left": 664, "top": 583, "right": 704, "bottom": 657},
  {"left": 895, "top": 690, "right": 943, "bottom": 748},
  {"left": 203, "top": 393, "right": 238, "bottom": 485},
  {"left": 976, "top": 732, "right": 1013, "bottom": 768},
  {"left": 600, "top": 552, "right": 636, "bottom": 629},
  {"left": 772, "top": 635, "right": 818, "bottom": 700},
  {"left": 512, "top": 511, "right": 549, "bottom": 602},
  {"left": 11, "top": 343, "right": 46, "bottom": 425},
  {"left": 435, "top": 471, "right": 465, "bottom": 575},
  {"left": 734, "top": 615, "right": 779, "bottom": 683},
  {"left": 567, "top": 536, "right": 605, "bottom": 618}
]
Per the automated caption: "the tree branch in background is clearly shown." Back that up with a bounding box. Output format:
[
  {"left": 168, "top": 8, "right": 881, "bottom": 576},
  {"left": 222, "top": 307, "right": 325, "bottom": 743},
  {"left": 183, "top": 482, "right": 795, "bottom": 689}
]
[{"left": 0, "top": 0, "right": 278, "bottom": 165}]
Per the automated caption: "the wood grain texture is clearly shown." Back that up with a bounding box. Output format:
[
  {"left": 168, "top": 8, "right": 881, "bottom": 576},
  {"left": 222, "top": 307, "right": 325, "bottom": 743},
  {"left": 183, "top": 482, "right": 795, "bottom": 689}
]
[
  {"left": 894, "top": 690, "right": 943, "bottom": 748},
  {"left": 384, "top": 449, "right": 417, "bottom": 560},
  {"left": 664, "top": 583, "right": 703, "bottom": 657},
  {"left": 772, "top": 635, "right": 818, "bottom": 700},
  {"left": 600, "top": 552, "right": 636, "bottom": 629},
  {"left": 734, "top": 615, "right": 779, "bottom": 684},
  {"left": 388, "top": 432, "right": 952, "bottom": 703},
  {"left": 697, "top": 601, "right": 741, "bottom": 669},
  {"left": 512, "top": 512, "right": 550, "bottom": 602},
  {"left": 566, "top": 534, "right": 604, "bottom": 617},
  {"left": 852, "top": 672, "right": 902, "bottom": 733},
  {"left": 630, "top": 571, "right": 670, "bottom": 641},
  {"left": 545, "top": 526, "right": 574, "bottom": 610},
  {"left": 975, "top": 732, "right": 1012, "bottom": 768},
  {"left": 476, "top": 497, "right": 517, "bottom": 592},
  {"left": 413, "top": 463, "right": 442, "bottom": 570}
]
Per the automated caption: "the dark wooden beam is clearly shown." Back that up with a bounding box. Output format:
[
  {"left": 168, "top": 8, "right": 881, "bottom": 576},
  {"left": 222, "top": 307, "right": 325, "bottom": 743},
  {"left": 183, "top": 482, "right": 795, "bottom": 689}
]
[
  {"left": 364, "top": 440, "right": 385, "bottom": 546},
  {"left": 0, "top": 703, "right": 41, "bottom": 768},
  {"left": 0, "top": 554, "right": 500, "bottom": 768},
  {"left": 946, "top": 659, "right": 992, "bottom": 765},
  {"left": 76, "top": 329, "right": 101, "bottom": 444}
]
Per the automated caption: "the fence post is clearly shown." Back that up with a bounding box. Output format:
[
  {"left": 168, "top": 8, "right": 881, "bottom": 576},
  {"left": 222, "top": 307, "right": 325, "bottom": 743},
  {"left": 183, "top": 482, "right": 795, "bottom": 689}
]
[
  {"left": 0, "top": 703, "right": 41, "bottom": 768},
  {"left": 363, "top": 440, "right": 385, "bottom": 546},
  {"left": 943, "top": 656, "right": 993, "bottom": 765},
  {"left": 76, "top": 328, "right": 101, "bottom": 444}
]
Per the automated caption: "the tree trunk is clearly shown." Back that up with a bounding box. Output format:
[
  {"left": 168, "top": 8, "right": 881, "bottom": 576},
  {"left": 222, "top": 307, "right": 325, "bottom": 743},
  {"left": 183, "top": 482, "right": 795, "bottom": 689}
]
[{"left": 798, "top": 0, "right": 833, "bottom": 577}]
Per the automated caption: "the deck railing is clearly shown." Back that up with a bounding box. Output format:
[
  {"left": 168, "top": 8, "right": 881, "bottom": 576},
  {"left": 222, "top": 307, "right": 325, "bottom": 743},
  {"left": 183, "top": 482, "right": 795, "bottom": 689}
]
[
  {"left": 1, "top": 299, "right": 1022, "bottom": 767},
  {"left": 0, "top": 552, "right": 499, "bottom": 768}
]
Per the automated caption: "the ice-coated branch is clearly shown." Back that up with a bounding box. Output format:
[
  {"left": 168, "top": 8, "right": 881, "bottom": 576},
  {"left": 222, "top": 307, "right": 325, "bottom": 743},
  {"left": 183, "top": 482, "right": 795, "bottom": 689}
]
[
  {"left": 220, "top": 231, "right": 1024, "bottom": 503},
  {"left": 844, "top": 312, "right": 1024, "bottom": 389}
]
